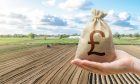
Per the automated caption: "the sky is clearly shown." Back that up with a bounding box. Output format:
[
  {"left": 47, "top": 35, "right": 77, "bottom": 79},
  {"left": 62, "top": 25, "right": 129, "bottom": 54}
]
[{"left": 0, "top": 0, "right": 140, "bottom": 35}]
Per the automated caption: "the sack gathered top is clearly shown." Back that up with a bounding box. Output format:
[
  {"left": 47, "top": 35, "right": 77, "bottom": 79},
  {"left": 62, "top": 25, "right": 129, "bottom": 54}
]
[{"left": 75, "top": 9, "right": 116, "bottom": 62}]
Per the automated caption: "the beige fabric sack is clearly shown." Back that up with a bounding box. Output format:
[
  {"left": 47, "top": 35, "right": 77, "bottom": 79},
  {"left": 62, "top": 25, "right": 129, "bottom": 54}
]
[{"left": 75, "top": 9, "right": 116, "bottom": 62}]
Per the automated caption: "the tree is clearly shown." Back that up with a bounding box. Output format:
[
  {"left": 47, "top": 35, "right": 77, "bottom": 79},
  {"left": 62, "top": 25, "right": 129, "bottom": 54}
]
[
  {"left": 134, "top": 33, "right": 140, "bottom": 37},
  {"left": 114, "top": 32, "right": 120, "bottom": 39},
  {"left": 72, "top": 33, "right": 79, "bottom": 36},
  {"left": 28, "top": 33, "right": 35, "bottom": 39},
  {"left": 121, "top": 34, "right": 125, "bottom": 37},
  {"left": 128, "top": 34, "right": 133, "bottom": 37},
  {"left": 13, "top": 34, "right": 26, "bottom": 37},
  {"left": 59, "top": 34, "right": 69, "bottom": 39}
]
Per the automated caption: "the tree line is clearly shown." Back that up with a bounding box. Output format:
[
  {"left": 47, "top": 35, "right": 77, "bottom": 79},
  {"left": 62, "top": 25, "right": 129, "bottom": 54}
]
[
  {"left": 113, "top": 32, "right": 140, "bottom": 39},
  {"left": 0, "top": 32, "right": 139, "bottom": 39},
  {"left": 0, "top": 33, "right": 80, "bottom": 39}
]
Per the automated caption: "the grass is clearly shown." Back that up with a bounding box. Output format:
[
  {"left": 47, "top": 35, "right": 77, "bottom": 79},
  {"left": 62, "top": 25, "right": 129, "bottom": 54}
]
[
  {"left": 0, "top": 37, "right": 33, "bottom": 45},
  {"left": 0, "top": 37, "right": 79, "bottom": 45},
  {"left": 113, "top": 37, "right": 140, "bottom": 45},
  {"left": 0, "top": 37, "right": 140, "bottom": 45},
  {"left": 37, "top": 38, "right": 79, "bottom": 44}
]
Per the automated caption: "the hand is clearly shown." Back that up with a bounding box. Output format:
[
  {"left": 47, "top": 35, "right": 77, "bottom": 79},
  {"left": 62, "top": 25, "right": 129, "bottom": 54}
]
[{"left": 71, "top": 50, "right": 134, "bottom": 75}]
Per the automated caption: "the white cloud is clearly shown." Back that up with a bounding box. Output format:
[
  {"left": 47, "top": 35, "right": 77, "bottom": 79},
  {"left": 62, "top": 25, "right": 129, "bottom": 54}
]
[
  {"left": 58, "top": 0, "right": 93, "bottom": 10},
  {"left": 110, "top": 25, "right": 134, "bottom": 34},
  {"left": 59, "top": 0, "right": 85, "bottom": 9},
  {"left": 41, "top": 15, "right": 67, "bottom": 26},
  {"left": 118, "top": 12, "right": 130, "bottom": 21},
  {"left": 75, "top": 13, "right": 90, "bottom": 19},
  {"left": 129, "top": 16, "right": 140, "bottom": 28},
  {"left": 105, "top": 10, "right": 118, "bottom": 23},
  {"left": 75, "top": 12, "right": 90, "bottom": 21},
  {"left": 0, "top": 8, "right": 46, "bottom": 34},
  {"left": 42, "top": 0, "right": 56, "bottom": 6},
  {"left": 102, "top": 10, "right": 140, "bottom": 34},
  {"left": 67, "top": 20, "right": 77, "bottom": 28},
  {"left": 60, "top": 13, "right": 74, "bottom": 20},
  {"left": 135, "top": 16, "right": 140, "bottom": 24},
  {"left": 105, "top": 10, "right": 130, "bottom": 22},
  {"left": 138, "top": 16, "right": 140, "bottom": 21},
  {"left": 26, "top": 9, "right": 45, "bottom": 29},
  {"left": 60, "top": 12, "right": 90, "bottom": 25},
  {"left": 105, "top": 10, "right": 138, "bottom": 28},
  {"left": 0, "top": 0, "right": 13, "bottom": 9}
]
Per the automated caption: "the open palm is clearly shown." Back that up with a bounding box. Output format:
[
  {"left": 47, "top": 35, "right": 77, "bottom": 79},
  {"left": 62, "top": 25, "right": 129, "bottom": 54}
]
[{"left": 71, "top": 50, "right": 134, "bottom": 75}]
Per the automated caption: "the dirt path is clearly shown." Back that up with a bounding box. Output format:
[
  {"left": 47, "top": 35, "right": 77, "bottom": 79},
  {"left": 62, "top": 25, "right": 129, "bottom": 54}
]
[{"left": 0, "top": 45, "right": 140, "bottom": 84}]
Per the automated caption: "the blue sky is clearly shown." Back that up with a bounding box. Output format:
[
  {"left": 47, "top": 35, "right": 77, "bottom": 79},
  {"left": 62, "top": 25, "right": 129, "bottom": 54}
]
[{"left": 0, "top": 0, "right": 140, "bottom": 35}]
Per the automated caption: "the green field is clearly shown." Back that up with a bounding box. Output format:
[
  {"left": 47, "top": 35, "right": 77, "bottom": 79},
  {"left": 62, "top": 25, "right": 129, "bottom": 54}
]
[
  {"left": 0, "top": 37, "right": 140, "bottom": 45},
  {"left": 113, "top": 37, "right": 140, "bottom": 45},
  {"left": 0, "top": 37, "right": 79, "bottom": 45}
]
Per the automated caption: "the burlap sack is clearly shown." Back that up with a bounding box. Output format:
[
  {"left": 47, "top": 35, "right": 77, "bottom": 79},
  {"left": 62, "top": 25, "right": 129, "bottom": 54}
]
[{"left": 75, "top": 9, "right": 116, "bottom": 62}]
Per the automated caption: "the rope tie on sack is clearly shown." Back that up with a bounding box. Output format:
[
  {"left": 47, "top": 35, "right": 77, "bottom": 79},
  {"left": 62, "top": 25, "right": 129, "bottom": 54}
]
[{"left": 92, "top": 9, "right": 107, "bottom": 19}]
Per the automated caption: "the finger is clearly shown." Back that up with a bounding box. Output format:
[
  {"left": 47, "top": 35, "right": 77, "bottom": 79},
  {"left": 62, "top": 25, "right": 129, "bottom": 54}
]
[
  {"left": 81, "top": 65, "right": 104, "bottom": 74},
  {"left": 71, "top": 59, "right": 110, "bottom": 75},
  {"left": 74, "top": 61, "right": 104, "bottom": 74},
  {"left": 71, "top": 59, "right": 81, "bottom": 64},
  {"left": 71, "top": 59, "right": 107, "bottom": 72},
  {"left": 81, "top": 60, "right": 106, "bottom": 70}
]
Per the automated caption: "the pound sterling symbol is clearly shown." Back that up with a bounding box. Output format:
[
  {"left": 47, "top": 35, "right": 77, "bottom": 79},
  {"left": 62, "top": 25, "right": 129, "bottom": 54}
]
[{"left": 88, "top": 30, "right": 105, "bottom": 56}]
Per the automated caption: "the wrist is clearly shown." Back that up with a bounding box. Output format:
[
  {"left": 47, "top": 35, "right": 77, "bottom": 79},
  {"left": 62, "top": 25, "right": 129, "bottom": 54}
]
[{"left": 132, "top": 57, "right": 140, "bottom": 75}]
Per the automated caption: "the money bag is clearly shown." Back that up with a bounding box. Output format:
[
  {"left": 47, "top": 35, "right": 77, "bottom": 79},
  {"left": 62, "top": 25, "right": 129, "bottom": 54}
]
[{"left": 75, "top": 9, "right": 116, "bottom": 62}]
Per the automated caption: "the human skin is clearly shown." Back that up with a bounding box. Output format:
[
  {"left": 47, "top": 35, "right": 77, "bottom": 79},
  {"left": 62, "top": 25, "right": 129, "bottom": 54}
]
[{"left": 71, "top": 50, "right": 140, "bottom": 76}]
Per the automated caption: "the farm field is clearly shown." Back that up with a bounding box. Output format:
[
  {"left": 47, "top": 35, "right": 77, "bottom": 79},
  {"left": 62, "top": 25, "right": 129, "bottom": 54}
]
[{"left": 0, "top": 45, "right": 140, "bottom": 84}]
